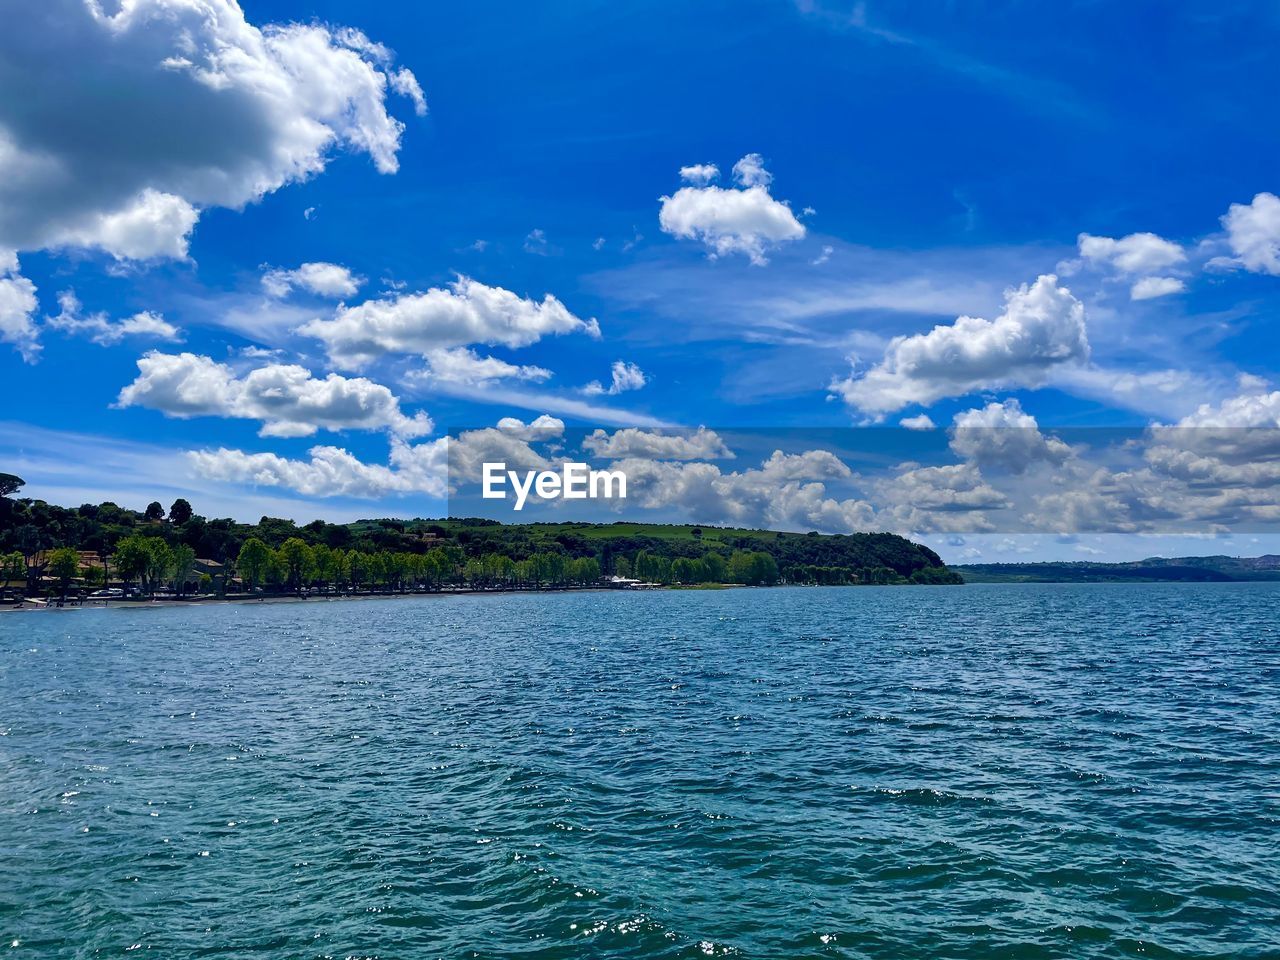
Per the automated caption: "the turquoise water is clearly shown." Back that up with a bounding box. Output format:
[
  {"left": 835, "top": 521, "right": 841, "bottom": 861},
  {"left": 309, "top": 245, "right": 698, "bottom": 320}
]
[{"left": 2, "top": 584, "right": 1279, "bottom": 958}]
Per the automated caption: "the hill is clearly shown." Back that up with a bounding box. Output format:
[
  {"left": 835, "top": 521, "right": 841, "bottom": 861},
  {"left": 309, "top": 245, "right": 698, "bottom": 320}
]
[
  {"left": 956, "top": 556, "right": 1280, "bottom": 583},
  {"left": 0, "top": 481, "right": 961, "bottom": 591}
]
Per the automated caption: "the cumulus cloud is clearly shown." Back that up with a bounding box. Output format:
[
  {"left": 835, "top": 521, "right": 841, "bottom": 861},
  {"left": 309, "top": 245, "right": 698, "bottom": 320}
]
[
  {"left": 948, "top": 399, "right": 1071, "bottom": 473},
  {"left": 1078, "top": 232, "right": 1185, "bottom": 275},
  {"left": 899, "top": 414, "right": 936, "bottom": 431},
  {"left": 189, "top": 415, "right": 566, "bottom": 500},
  {"left": 831, "top": 275, "right": 1089, "bottom": 416},
  {"left": 582, "top": 427, "right": 732, "bottom": 461},
  {"left": 0, "top": 0, "right": 424, "bottom": 260},
  {"left": 444, "top": 415, "right": 567, "bottom": 489},
  {"left": 117, "top": 351, "right": 433, "bottom": 438},
  {"left": 582, "top": 360, "right": 647, "bottom": 396},
  {"left": 262, "top": 262, "right": 363, "bottom": 299},
  {"left": 190, "top": 440, "right": 448, "bottom": 499},
  {"left": 409, "top": 346, "right": 551, "bottom": 387},
  {"left": 1073, "top": 232, "right": 1187, "bottom": 300},
  {"left": 731, "top": 153, "right": 772, "bottom": 188},
  {"left": 1220, "top": 192, "right": 1280, "bottom": 275},
  {"left": 658, "top": 154, "right": 805, "bottom": 265},
  {"left": 614, "top": 448, "right": 875, "bottom": 533},
  {"left": 679, "top": 163, "right": 719, "bottom": 185},
  {"left": 0, "top": 253, "right": 39, "bottom": 362},
  {"left": 299, "top": 276, "right": 600, "bottom": 370},
  {"left": 45, "top": 290, "right": 182, "bottom": 346},
  {"left": 1175, "top": 388, "right": 1280, "bottom": 429},
  {"left": 884, "top": 463, "right": 1009, "bottom": 512}
]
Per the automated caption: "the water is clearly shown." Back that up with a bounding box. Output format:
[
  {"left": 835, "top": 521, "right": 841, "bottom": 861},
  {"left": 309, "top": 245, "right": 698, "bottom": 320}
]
[{"left": 2, "top": 584, "right": 1279, "bottom": 959}]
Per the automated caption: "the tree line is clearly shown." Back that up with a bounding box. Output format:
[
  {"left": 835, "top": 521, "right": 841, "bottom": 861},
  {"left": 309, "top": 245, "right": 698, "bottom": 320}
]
[{"left": 1, "top": 475, "right": 962, "bottom": 598}]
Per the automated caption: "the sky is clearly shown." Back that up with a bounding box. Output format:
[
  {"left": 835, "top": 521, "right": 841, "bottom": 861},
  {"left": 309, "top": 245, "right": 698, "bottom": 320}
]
[{"left": 3, "top": 0, "right": 1280, "bottom": 563}]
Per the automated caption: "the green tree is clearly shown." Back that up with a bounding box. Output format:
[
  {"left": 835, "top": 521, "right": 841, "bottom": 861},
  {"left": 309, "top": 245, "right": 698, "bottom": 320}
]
[
  {"left": 347, "top": 550, "right": 369, "bottom": 591},
  {"left": 169, "top": 498, "right": 193, "bottom": 524},
  {"left": 311, "top": 544, "right": 335, "bottom": 591},
  {"left": 48, "top": 547, "right": 81, "bottom": 600},
  {"left": 0, "top": 473, "right": 24, "bottom": 497},
  {"left": 143, "top": 539, "right": 174, "bottom": 597},
  {"left": 235, "top": 538, "right": 272, "bottom": 591},
  {"left": 279, "top": 538, "right": 315, "bottom": 592},
  {"left": 701, "top": 550, "right": 726, "bottom": 583},
  {"left": 1, "top": 551, "right": 26, "bottom": 585},
  {"left": 144, "top": 501, "right": 165, "bottom": 522},
  {"left": 113, "top": 535, "right": 151, "bottom": 594},
  {"left": 171, "top": 545, "right": 197, "bottom": 596}
]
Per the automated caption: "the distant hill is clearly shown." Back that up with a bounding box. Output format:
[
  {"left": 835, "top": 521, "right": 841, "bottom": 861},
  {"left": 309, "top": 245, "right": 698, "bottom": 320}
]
[{"left": 955, "top": 556, "right": 1280, "bottom": 583}]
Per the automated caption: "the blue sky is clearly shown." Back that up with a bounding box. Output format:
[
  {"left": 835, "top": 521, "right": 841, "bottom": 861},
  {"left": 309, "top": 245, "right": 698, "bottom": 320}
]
[{"left": 4, "top": 0, "right": 1280, "bottom": 563}]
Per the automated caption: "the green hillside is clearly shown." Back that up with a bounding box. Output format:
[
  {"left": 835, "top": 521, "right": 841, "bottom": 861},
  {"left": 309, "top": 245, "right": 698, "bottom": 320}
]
[{"left": 0, "top": 479, "right": 961, "bottom": 591}]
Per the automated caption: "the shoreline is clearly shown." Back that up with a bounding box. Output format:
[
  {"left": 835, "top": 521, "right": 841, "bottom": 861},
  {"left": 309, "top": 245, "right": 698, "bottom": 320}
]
[
  {"left": 0, "top": 585, "right": 634, "bottom": 613},
  {"left": 0, "top": 580, "right": 972, "bottom": 613}
]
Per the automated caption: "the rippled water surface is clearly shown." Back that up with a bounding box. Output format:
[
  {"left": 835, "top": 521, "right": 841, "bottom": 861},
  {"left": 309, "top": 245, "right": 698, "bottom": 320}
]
[{"left": 3, "top": 584, "right": 1280, "bottom": 958}]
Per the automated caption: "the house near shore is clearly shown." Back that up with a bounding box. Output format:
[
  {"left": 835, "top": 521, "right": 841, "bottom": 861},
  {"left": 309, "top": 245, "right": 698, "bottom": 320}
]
[{"left": 607, "top": 575, "right": 661, "bottom": 590}]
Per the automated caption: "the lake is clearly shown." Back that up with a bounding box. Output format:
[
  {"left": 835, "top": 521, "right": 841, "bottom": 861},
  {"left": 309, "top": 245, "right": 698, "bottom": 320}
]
[{"left": 2, "top": 584, "right": 1278, "bottom": 958}]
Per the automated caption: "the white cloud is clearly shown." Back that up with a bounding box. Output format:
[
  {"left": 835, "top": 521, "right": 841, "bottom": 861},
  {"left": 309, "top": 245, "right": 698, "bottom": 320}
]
[
  {"left": 524, "top": 229, "right": 551, "bottom": 256},
  {"left": 445, "top": 416, "right": 565, "bottom": 485},
  {"left": 262, "top": 262, "right": 363, "bottom": 299},
  {"left": 899, "top": 414, "right": 936, "bottom": 431},
  {"left": 1053, "top": 365, "right": 1216, "bottom": 420},
  {"left": 731, "top": 153, "right": 772, "bottom": 188},
  {"left": 117, "top": 351, "right": 433, "bottom": 438},
  {"left": 884, "top": 463, "right": 1009, "bottom": 512},
  {"left": 949, "top": 399, "right": 1071, "bottom": 473},
  {"left": 613, "top": 448, "right": 875, "bottom": 533},
  {"left": 0, "top": 0, "right": 424, "bottom": 260},
  {"left": 54, "top": 189, "right": 201, "bottom": 261},
  {"left": 0, "top": 253, "right": 39, "bottom": 362},
  {"left": 582, "top": 360, "right": 647, "bottom": 396},
  {"left": 582, "top": 427, "right": 732, "bottom": 461},
  {"left": 409, "top": 346, "right": 551, "bottom": 387},
  {"left": 1129, "top": 276, "right": 1185, "bottom": 300},
  {"left": 811, "top": 244, "right": 833, "bottom": 266},
  {"left": 831, "top": 274, "right": 1089, "bottom": 416},
  {"left": 1078, "top": 232, "right": 1185, "bottom": 274},
  {"left": 659, "top": 154, "right": 805, "bottom": 265},
  {"left": 188, "top": 415, "right": 565, "bottom": 500},
  {"left": 299, "top": 276, "right": 600, "bottom": 370},
  {"left": 875, "top": 463, "right": 1010, "bottom": 533},
  {"left": 1220, "top": 192, "right": 1280, "bottom": 275},
  {"left": 46, "top": 290, "right": 182, "bottom": 346},
  {"left": 679, "top": 164, "right": 719, "bottom": 185},
  {"left": 190, "top": 441, "right": 447, "bottom": 499}
]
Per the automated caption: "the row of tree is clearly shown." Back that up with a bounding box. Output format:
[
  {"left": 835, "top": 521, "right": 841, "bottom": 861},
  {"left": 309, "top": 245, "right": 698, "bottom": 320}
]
[
  {"left": 231, "top": 537, "right": 604, "bottom": 593},
  {"left": 2, "top": 477, "right": 963, "bottom": 598}
]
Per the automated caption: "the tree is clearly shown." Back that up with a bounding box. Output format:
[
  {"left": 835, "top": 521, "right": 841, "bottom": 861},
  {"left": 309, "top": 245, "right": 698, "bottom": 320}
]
[
  {"left": 113, "top": 536, "right": 151, "bottom": 593},
  {"left": 279, "top": 538, "right": 314, "bottom": 592},
  {"left": 48, "top": 547, "right": 81, "bottom": 600},
  {"left": 1, "top": 551, "right": 25, "bottom": 585},
  {"left": 169, "top": 498, "right": 193, "bottom": 525},
  {"left": 235, "top": 538, "right": 271, "bottom": 591},
  {"left": 144, "top": 501, "right": 165, "bottom": 522},
  {"left": 0, "top": 473, "right": 24, "bottom": 497},
  {"left": 171, "top": 545, "right": 197, "bottom": 596},
  {"left": 143, "top": 540, "right": 174, "bottom": 597}
]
